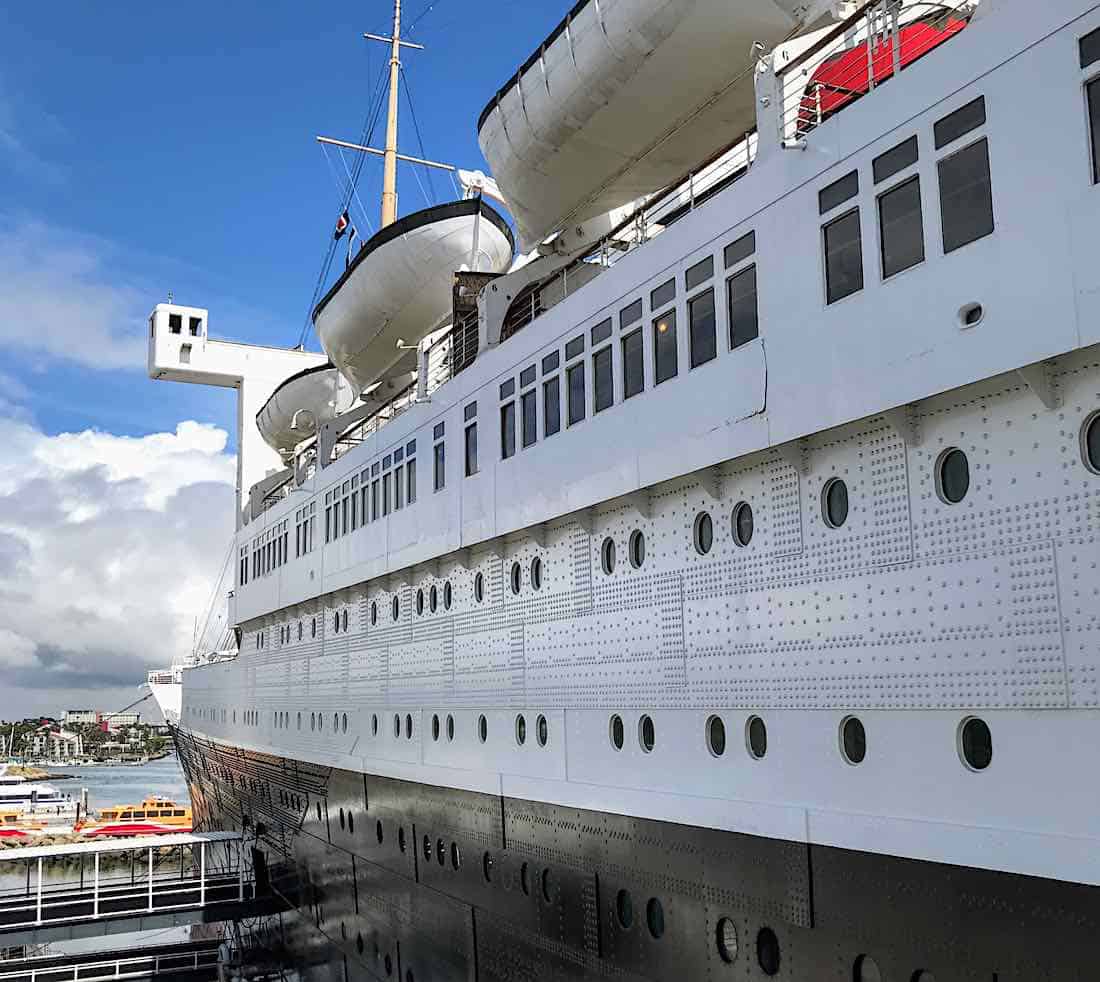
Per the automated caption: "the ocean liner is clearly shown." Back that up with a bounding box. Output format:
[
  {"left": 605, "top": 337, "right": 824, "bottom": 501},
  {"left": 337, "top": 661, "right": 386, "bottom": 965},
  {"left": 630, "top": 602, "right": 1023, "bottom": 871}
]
[{"left": 147, "top": 0, "right": 1100, "bottom": 977}]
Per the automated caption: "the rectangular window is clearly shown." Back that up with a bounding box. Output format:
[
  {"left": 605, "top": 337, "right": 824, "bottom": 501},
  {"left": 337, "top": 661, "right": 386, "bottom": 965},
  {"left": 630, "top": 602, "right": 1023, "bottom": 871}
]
[
  {"left": 620, "top": 299, "right": 643, "bottom": 330},
  {"left": 350, "top": 491, "right": 359, "bottom": 530},
  {"left": 879, "top": 175, "right": 925, "bottom": 278},
  {"left": 188, "top": 316, "right": 202, "bottom": 336},
  {"left": 1082, "top": 26, "right": 1100, "bottom": 68},
  {"left": 653, "top": 309, "right": 678, "bottom": 385},
  {"left": 873, "top": 135, "right": 918, "bottom": 184},
  {"left": 1088, "top": 78, "right": 1100, "bottom": 185},
  {"left": 499, "top": 379, "right": 515, "bottom": 399},
  {"left": 727, "top": 265, "right": 758, "bottom": 349},
  {"left": 622, "top": 329, "right": 644, "bottom": 399},
  {"left": 688, "top": 288, "right": 717, "bottom": 368},
  {"left": 934, "top": 96, "right": 986, "bottom": 150},
  {"left": 591, "top": 319, "right": 612, "bottom": 345},
  {"left": 542, "top": 351, "right": 559, "bottom": 374},
  {"left": 168, "top": 313, "right": 182, "bottom": 334},
  {"left": 824, "top": 209, "right": 864, "bottom": 304},
  {"left": 521, "top": 390, "right": 537, "bottom": 446},
  {"left": 651, "top": 278, "right": 676, "bottom": 309},
  {"left": 819, "top": 170, "right": 859, "bottom": 214},
  {"left": 593, "top": 347, "right": 613, "bottom": 413},
  {"left": 465, "top": 422, "right": 478, "bottom": 475},
  {"left": 520, "top": 365, "right": 536, "bottom": 388},
  {"left": 433, "top": 442, "right": 445, "bottom": 491},
  {"left": 371, "top": 480, "right": 379, "bottom": 521},
  {"left": 685, "top": 256, "right": 714, "bottom": 292},
  {"left": 361, "top": 483, "right": 369, "bottom": 524},
  {"left": 938, "top": 138, "right": 994, "bottom": 253},
  {"left": 382, "top": 474, "right": 391, "bottom": 516},
  {"left": 543, "top": 377, "right": 561, "bottom": 437},
  {"left": 433, "top": 422, "right": 445, "bottom": 440},
  {"left": 325, "top": 506, "right": 332, "bottom": 543},
  {"left": 341, "top": 498, "right": 349, "bottom": 535},
  {"left": 565, "top": 334, "right": 585, "bottom": 360},
  {"left": 464, "top": 401, "right": 478, "bottom": 422},
  {"left": 500, "top": 404, "right": 515, "bottom": 458},
  {"left": 394, "top": 468, "right": 404, "bottom": 509},
  {"left": 567, "top": 363, "right": 585, "bottom": 425},
  {"left": 724, "top": 230, "right": 755, "bottom": 268},
  {"left": 406, "top": 459, "right": 417, "bottom": 504}
]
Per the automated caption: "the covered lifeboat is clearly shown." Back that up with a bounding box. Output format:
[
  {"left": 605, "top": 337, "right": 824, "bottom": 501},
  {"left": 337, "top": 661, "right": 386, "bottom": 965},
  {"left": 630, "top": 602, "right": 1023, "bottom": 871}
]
[
  {"left": 313, "top": 198, "right": 514, "bottom": 397},
  {"left": 477, "top": 0, "right": 819, "bottom": 251},
  {"left": 257, "top": 362, "right": 356, "bottom": 461}
]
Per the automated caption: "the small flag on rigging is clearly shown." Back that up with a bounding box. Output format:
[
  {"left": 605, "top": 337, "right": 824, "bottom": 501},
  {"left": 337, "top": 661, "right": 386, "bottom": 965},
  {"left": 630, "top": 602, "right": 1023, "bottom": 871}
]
[{"left": 333, "top": 210, "right": 350, "bottom": 240}]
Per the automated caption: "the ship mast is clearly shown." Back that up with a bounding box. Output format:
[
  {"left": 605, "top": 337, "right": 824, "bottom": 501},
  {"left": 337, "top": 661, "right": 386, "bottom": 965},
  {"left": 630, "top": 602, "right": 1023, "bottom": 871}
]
[{"left": 380, "top": 0, "right": 402, "bottom": 229}]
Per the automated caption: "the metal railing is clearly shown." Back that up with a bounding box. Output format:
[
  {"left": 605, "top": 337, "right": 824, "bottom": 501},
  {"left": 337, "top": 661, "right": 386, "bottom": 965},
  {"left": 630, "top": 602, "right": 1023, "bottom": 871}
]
[{"left": 0, "top": 944, "right": 222, "bottom": 981}]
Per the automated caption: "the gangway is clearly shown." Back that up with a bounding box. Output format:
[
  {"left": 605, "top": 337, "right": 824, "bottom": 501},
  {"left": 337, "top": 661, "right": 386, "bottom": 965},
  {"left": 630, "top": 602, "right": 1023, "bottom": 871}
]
[
  {"left": 0, "top": 939, "right": 222, "bottom": 982},
  {"left": 0, "top": 833, "right": 287, "bottom": 946}
]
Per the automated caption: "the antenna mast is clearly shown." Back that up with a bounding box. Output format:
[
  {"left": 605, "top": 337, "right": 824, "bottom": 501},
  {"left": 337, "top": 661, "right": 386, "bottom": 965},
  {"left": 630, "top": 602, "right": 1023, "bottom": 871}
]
[{"left": 381, "top": 0, "right": 402, "bottom": 228}]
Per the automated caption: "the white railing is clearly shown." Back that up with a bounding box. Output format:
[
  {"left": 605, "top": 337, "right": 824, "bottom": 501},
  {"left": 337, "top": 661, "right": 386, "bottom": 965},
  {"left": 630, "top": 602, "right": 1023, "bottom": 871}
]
[{"left": 0, "top": 947, "right": 221, "bottom": 981}]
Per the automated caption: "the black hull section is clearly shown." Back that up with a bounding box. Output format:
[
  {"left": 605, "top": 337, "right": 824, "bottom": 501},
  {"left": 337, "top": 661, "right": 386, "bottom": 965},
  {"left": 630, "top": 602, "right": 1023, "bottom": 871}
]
[{"left": 173, "top": 727, "right": 1100, "bottom": 981}]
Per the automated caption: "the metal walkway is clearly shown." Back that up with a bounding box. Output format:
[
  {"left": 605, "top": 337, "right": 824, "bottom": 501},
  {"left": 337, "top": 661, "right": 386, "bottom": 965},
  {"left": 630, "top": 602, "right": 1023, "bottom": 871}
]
[
  {"left": 0, "top": 833, "right": 284, "bottom": 946},
  {"left": 0, "top": 939, "right": 221, "bottom": 982}
]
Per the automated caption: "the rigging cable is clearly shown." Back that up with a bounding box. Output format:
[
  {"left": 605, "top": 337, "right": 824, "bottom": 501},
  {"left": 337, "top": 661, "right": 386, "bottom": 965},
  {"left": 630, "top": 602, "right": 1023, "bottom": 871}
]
[{"left": 399, "top": 64, "right": 439, "bottom": 205}]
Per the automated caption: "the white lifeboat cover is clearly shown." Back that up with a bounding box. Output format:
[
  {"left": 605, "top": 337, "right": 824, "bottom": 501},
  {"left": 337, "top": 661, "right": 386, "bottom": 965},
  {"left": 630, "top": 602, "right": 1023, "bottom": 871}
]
[
  {"left": 314, "top": 198, "right": 514, "bottom": 396},
  {"left": 478, "top": 0, "right": 810, "bottom": 250},
  {"left": 256, "top": 363, "right": 356, "bottom": 459}
]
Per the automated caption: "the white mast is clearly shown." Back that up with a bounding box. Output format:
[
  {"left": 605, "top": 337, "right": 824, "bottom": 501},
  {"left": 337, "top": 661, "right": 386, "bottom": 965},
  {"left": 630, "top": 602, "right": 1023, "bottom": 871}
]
[{"left": 381, "top": 0, "right": 402, "bottom": 228}]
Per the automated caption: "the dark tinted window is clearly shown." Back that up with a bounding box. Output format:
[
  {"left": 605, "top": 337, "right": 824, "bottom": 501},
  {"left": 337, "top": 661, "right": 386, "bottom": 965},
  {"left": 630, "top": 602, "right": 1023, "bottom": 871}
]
[
  {"left": 464, "top": 423, "right": 478, "bottom": 476},
  {"left": 593, "top": 347, "right": 613, "bottom": 413},
  {"left": 543, "top": 377, "right": 561, "bottom": 437},
  {"left": 567, "top": 363, "right": 585, "bottom": 425},
  {"left": 499, "top": 379, "right": 515, "bottom": 399},
  {"left": 653, "top": 310, "right": 678, "bottom": 384},
  {"left": 520, "top": 365, "right": 536, "bottom": 388},
  {"left": 1081, "top": 26, "right": 1100, "bottom": 68},
  {"left": 688, "top": 288, "right": 717, "bottom": 368},
  {"left": 727, "top": 265, "right": 758, "bottom": 348},
  {"left": 433, "top": 421, "right": 445, "bottom": 440},
  {"left": 168, "top": 313, "right": 182, "bottom": 333},
  {"left": 819, "top": 170, "right": 859, "bottom": 214},
  {"left": 591, "top": 318, "right": 612, "bottom": 345},
  {"left": 622, "top": 329, "right": 644, "bottom": 399},
  {"left": 500, "top": 403, "right": 516, "bottom": 459},
  {"left": 542, "top": 351, "right": 559, "bottom": 374},
  {"left": 938, "top": 138, "right": 994, "bottom": 253},
  {"left": 651, "top": 278, "right": 676, "bottom": 309},
  {"left": 934, "top": 96, "right": 986, "bottom": 150},
  {"left": 1087, "top": 413, "right": 1100, "bottom": 472},
  {"left": 1089, "top": 78, "right": 1100, "bottom": 185},
  {"left": 938, "top": 448, "right": 970, "bottom": 503},
  {"left": 620, "top": 299, "right": 643, "bottom": 329},
  {"left": 433, "top": 441, "right": 445, "bottom": 491},
  {"left": 686, "top": 255, "right": 714, "bottom": 291},
  {"left": 961, "top": 717, "right": 993, "bottom": 770},
  {"left": 724, "top": 230, "right": 755, "bottom": 268},
  {"left": 873, "top": 135, "right": 918, "bottom": 184},
  {"left": 565, "top": 334, "right": 585, "bottom": 360},
  {"left": 521, "top": 390, "right": 537, "bottom": 446},
  {"left": 824, "top": 209, "right": 864, "bottom": 304},
  {"left": 879, "top": 176, "right": 925, "bottom": 278},
  {"left": 823, "top": 478, "right": 849, "bottom": 528},
  {"left": 842, "top": 716, "right": 866, "bottom": 764},
  {"left": 464, "top": 401, "right": 477, "bottom": 422}
]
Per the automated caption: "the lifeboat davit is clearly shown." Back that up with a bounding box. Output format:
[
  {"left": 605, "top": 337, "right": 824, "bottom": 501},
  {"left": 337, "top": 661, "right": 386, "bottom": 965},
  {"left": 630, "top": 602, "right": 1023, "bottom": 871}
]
[
  {"left": 313, "top": 198, "right": 514, "bottom": 397},
  {"left": 478, "top": 0, "right": 816, "bottom": 250},
  {"left": 257, "top": 363, "right": 356, "bottom": 460}
]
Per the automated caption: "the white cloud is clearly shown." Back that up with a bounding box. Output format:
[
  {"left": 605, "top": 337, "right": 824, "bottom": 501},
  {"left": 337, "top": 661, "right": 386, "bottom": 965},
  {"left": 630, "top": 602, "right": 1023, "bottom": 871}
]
[{"left": 0, "top": 417, "right": 236, "bottom": 717}]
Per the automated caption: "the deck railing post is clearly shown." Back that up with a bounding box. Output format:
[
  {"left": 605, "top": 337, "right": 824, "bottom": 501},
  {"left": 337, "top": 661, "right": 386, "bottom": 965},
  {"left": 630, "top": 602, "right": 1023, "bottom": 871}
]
[
  {"left": 35, "top": 857, "right": 42, "bottom": 924},
  {"left": 148, "top": 847, "right": 154, "bottom": 912},
  {"left": 199, "top": 840, "right": 206, "bottom": 908},
  {"left": 238, "top": 839, "right": 244, "bottom": 902},
  {"left": 94, "top": 852, "right": 100, "bottom": 917}
]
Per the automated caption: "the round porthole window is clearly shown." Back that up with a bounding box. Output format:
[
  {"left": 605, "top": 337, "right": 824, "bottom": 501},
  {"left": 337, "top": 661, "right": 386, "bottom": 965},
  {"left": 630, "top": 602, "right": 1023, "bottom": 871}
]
[
  {"left": 451, "top": 842, "right": 461, "bottom": 870},
  {"left": 478, "top": 714, "right": 488, "bottom": 743},
  {"left": 333, "top": 712, "right": 338, "bottom": 731},
  {"left": 536, "top": 714, "right": 549, "bottom": 747},
  {"left": 732, "top": 502, "right": 754, "bottom": 547},
  {"left": 756, "top": 927, "right": 781, "bottom": 976},
  {"left": 510, "top": 562, "right": 521, "bottom": 595},
  {"left": 531, "top": 557, "right": 543, "bottom": 590},
  {"left": 1082, "top": 412, "right": 1100, "bottom": 474},
  {"left": 936, "top": 448, "right": 970, "bottom": 504},
  {"left": 601, "top": 537, "right": 616, "bottom": 575},
  {"left": 639, "top": 714, "right": 656, "bottom": 753},
  {"left": 393, "top": 714, "right": 400, "bottom": 739},
  {"left": 520, "top": 861, "right": 530, "bottom": 895},
  {"left": 646, "top": 898, "right": 665, "bottom": 939},
  {"left": 342, "top": 609, "right": 348, "bottom": 632},
  {"left": 515, "top": 714, "right": 527, "bottom": 746},
  {"left": 436, "top": 838, "right": 445, "bottom": 867},
  {"left": 746, "top": 715, "right": 767, "bottom": 759},
  {"left": 629, "top": 530, "right": 645, "bottom": 568},
  {"left": 693, "top": 511, "right": 713, "bottom": 555},
  {"left": 422, "top": 835, "right": 432, "bottom": 862},
  {"left": 444, "top": 581, "right": 452, "bottom": 610},
  {"left": 822, "top": 478, "right": 849, "bottom": 529},
  {"left": 716, "top": 917, "right": 739, "bottom": 964},
  {"left": 297, "top": 711, "right": 302, "bottom": 730},
  {"left": 391, "top": 596, "right": 399, "bottom": 621},
  {"left": 429, "top": 585, "right": 438, "bottom": 613},
  {"left": 474, "top": 572, "right": 484, "bottom": 603},
  {"left": 853, "top": 954, "right": 882, "bottom": 982},
  {"left": 371, "top": 713, "right": 378, "bottom": 736},
  {"left": 541, "top": 867, "right": 552, "bottom": 903},
  {"left": 298, "top": 622, "right": 303, "bottom": 640},
  {"left": 333, "top": 612, "right": 339, "bottom": 634},
  {"left": 482, "top": 851, "right": 493, "bottom": 883},
  {"left": 609, "top": 714, "right": 625, "bottom": 751},
  {"left": 370, "top": 602, "right": 377, "bottom": 626},
  {"left": 616, "top": 889, "right": 634, "bottom": 930},
  {"left": 446, "top": 714, "right": 455, "bottom": 742},
  {"left": 405, "top": 714, "right": 413, "bottom": 739},
  {"left": 311, "top": 617, "right": 317, "bottom": 638},
  {"left": 840, "top": 716, "right": 867, "bottom": 765},
  {"left": 959, "top": 716, "right": 993, "bottom": 771},
  {"left": 706, "top": 715, "right": 726, "bottom": 757},
  {"left": 416, "top": 589, "right": 425, "bottom": 615},
  {"left": 310, "top": 712, "right": 316, "bottom": 732},
  {"left": 431, "top": 714, "right": 440, "bottom": 742},
  {"left": 398, "top": 826, "right": 406, "bottom": 852}
]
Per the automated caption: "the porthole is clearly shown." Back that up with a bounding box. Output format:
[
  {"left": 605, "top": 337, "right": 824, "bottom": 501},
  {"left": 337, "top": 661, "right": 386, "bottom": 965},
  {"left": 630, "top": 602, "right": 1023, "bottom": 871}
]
[
  {"left": 746, "top": 715, "right": 768, "bottom": 759},
  {"left": 316, "top": 802, "right": 322, "bottom": 823},
  {"left": 356, "top": 933, "right": 364, "bottom": 956},
  {"left": 541, "top": 868, "right": 552, "bottom": 903},
  {"left": 451, "top": 842, "right": 461, "bottom": 870},
  {"left": 822, "top": 478, "right": 849, "bottom": 528},
  {"left": 840, "top": 716, "right": 867, "bottom": 765},
  {"left": 959, "top": 717, "right": 992, "bottom": 771},
  {"left": 474, "top": 572, "right": 485, "bottom": 603},
  {"left": 443, "top": 581, "right": 452, "bottom": 610},
  {"left": 446, "top": 714, "right": 455, "bottom": 742},
  {"left": 531, "top": 557, "right": 543, "bottom": 590},
  {"left": 616, "top": 889, "right": 634, "bottom": 930},
  {"left": 610, "top": 714, "right": 625, "bottom": 751},
  {"left": 629, "top": 530, "right": 645, "bottom": 568},
  {"left": 646, "top": 898, "right": 665, "bottom": 939},
  {"left": 639, "top": 714, "right": 655, "bottom": 753},
  {"left": 936, "top": 448, "right": 970, "bottom": 504},
  {"left": 601, "top": 537, "right": 616, "bottom": 574},
  {"left": 347, "top": 812, "right": 354, "bottom": 835},
  {"left": 311, "top": 617, "right": 317, "bottom": 638},
  {"left": 405, "top": 714, "right": 413, "bottom": 740},
  {"left": 416, "top": 589, "right": 425, "bottom": 615},
  {"left": 693, "top": 511, "right": 713, "bottom": 555},
  {"left": 429, "top": 585, "right": 438, "bottom": 613},
  {"left": 398, "top": 826, "right": 406, "bottom": 852},
  {"left": 1081, "top": 412, "right": 1100, "bottom": 474},
  {"left": 370, "top": 602, "right": 378, "bottom": 626},
  {"left": 756, "top": 927, "right": 781, "bottom": 976},
  {"left": 333, "top": 712, "right": 338, "bottom": 732},
  {"left": 319, "top": 713, "right": 324, "bottom": 731},
  {"left": 297, "top": 712, "right": 301, "bottom": 730},
  {"left": 391, "top": 596, "right": 399, "bottom": 621},
  {"left": 436, "top": 838, "right": 445, "bottom": 866},
  {"left": 536, "top": 714, "right": 549, "bottom": 747},
  {"left": 520, "top": 861, "right": 530, "bottom": 895},
  {"left": 393, "top": 714, "right": 400, "bottom": 739},
  {"left": 431, "top": 714, "right": 440, "bottom": 742},
  {"left": 422, "top": 835, "right": 432, "bottom": 862},
  {"left": 339, "top": 808, "right": 345, "bottom": 831},
  {"left": 298, "top": 622, "right": 303, "bottom": 640},
  {"left": 478, "top": 714, "right": 488, "bottom": 743},
  {"left": 371, "top": 713, "right": 378, "bottom": 736},
  {"left": 310, "top": 712, "right": 316, "bottom": 732},
  {"left": 716, "top": 917, "right": 739, "bottom": 963},
  {"left": 333, "top": 612, "right": 339, "bottom": 633},
  {"left": 342, "top": 713, "right": 347, "bottom": 734},
  {"left": 515, "top": 714, "right": 527, "bottom": 746},
  {"left": 342, "top": 609, "right": 348, "bottom": 632},
  {"left": 706, "top": 715, "right": 726, "bottom": 757},
  {"left": 510, "top": 562, "right": 521, "bottom": 595},
  {"left": 483, "top": 851, "right": 494, "bottom": 882},
  {"left": 854, "top": 954, "right": 882, "bottom": 982},
  {"left": 732, "top": 502, "right": 754, "bottom": 547}
]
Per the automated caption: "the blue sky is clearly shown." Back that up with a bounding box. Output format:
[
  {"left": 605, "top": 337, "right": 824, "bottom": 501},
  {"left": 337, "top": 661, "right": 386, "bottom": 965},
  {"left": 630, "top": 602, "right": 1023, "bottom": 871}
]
[{"left": 0, "top": 0, "right": 567, "bottom": 718}]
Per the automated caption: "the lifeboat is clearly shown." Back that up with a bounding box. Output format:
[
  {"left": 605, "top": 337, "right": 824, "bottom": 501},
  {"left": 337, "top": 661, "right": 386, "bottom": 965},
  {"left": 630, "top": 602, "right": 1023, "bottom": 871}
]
[
  {"left": 256, "top": 363, "right": 356, "bottom": 460},
  {"left": 313, "top": 198, "right": 514, "bottom": 397},
  {"left": 79, "top": 798, "right": 192, "bottom": 838},
  {"left": 477, "top": 0, "right": 815, "bottom": 250}
]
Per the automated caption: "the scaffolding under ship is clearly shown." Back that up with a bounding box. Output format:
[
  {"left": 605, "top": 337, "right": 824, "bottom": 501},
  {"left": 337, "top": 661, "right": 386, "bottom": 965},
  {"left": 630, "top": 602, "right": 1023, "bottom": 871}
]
[{"left": 148, "top": 0, "right": 1100, "bottom": 978}]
